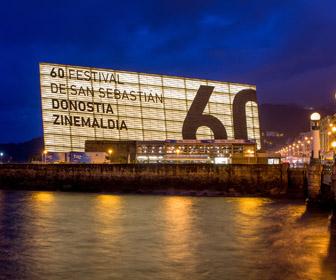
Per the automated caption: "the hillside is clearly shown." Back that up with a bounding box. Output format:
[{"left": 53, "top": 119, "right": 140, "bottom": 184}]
[{"left": 0, "top": 137, "right": 43, "bottom": 163}]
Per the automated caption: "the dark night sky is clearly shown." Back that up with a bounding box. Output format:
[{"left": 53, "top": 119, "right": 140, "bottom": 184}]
[{"left": 0, "top": 0, "right": 336, "bottom": 143}]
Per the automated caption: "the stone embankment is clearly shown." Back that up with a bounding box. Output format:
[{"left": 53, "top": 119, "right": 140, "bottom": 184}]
[{"left": 0, "top": 163, "right": 307, "bottom": 197}]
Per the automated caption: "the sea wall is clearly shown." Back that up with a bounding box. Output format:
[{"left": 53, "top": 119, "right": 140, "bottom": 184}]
[
  {"left": 0, "top": 163, "right": 303, "bottom": 197},
  {"left": 288, "top": 168, "right": 307, "bottom": 198}
]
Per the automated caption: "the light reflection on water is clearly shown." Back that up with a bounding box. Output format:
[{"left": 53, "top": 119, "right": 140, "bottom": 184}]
[
  {"left": 161, "top": 197, "right": 199, "bottom": 279},
  {"left": 32, "top": 192, "right": 55, "bottom": 203},
  {"left": 0, "top": 191, "right": 335, "bottom": 280}
]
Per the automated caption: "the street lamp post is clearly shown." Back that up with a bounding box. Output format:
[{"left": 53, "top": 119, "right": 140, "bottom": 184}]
[
  {"left": 307, "top": 112, "right": 323, "bottom": 205},
  {"left": 108, "top": 149, "right": 113, "bottom": 164},
  {"left": 0, "top": 152, "right": 3, "bottom": 163},
  {"left": 310, "top": 112, "right": 321, "bottom": 161}
]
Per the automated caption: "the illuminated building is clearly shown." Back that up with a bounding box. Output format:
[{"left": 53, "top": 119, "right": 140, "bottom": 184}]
[
  {"left": 85, "top": 139, "right": 278, "bottom": 164},
  {"left": 40, "top": 63, "right": 261, "bottom": 153},
  {"left": 320, "top": 114, "right": 336, "bottom": 160}
]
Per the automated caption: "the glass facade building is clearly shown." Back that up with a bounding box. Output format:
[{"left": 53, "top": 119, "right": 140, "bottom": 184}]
[{"left": 40, "top": 63, "right": 261, "bottom": 152}]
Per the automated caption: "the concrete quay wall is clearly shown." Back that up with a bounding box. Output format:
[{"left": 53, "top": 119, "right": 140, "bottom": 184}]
[{"left": 0, "top": 163, "right": 302, "bottom": 197}]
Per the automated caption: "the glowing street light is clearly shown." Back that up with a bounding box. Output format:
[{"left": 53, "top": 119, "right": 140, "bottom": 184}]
[
  {"left": 310, "top": 112, "right": 321, "bottom": 121},
  {"left": 108, "top": 149, "right": 113, "bottom": 163}
]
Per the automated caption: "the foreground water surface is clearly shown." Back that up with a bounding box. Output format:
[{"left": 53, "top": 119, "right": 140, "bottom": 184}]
[{"left": 0, "top": 191, "right": 335, "bottom": 280}]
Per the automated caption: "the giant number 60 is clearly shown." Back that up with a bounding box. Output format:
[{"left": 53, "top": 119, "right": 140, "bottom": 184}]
[{"left": 182, "top": 85, "right": 257, "bottom": 140}]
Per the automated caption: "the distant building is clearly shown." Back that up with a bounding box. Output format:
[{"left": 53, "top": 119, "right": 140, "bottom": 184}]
[
  {"left": 320, "top": 114, "right": 336, "bottom": 161},
  {"left": 265, "top": 131, "right": 285, "bottom": 137},
  {"left": 261, "top": 130, "right": 285, "bottom": 151}
]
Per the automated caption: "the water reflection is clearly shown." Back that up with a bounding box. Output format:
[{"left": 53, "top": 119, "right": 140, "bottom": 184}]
[
  {"left": 321, "top": 214, "right": 336, "bottom": 279},
  {"left": 94, "top": 194, "right": 122, "bottom": 237},
  {"left": 235, "top": 198, "right": 267, "bottom": 247},
  {"left": 237, "top": 197, "right": 271, "bottom": 215},
  {"left": 30, "top": 192, "right": 56, "bottom": 221},
  {"left": 0, "top": 191, "right": 35, "bottom": 279},
  {"left": 265, "top": 206, "right": 331, "bottom": 280},
  {"left": 95, "top": 194, "right": 122, "bottom": 218},
  {"left": 162, "top": 196, "right": 200, "bottom": 279},
  {"left": 1, "top": 191, "right": 336, "bottom": 280},
  {"left": 162, "top": 197, "right": 193, "bottom": 260},
  {"left": 32, "top": 192, "right": 55, "bottom": 203},
  {"left": 235, "top": 197, "right": 270, "bottom": 239},
  {"left": 96, "top": 194, "right": 121, "bottom": 206}
]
